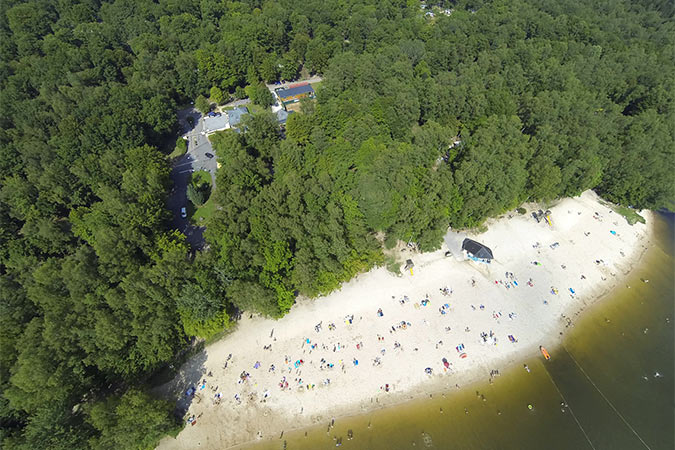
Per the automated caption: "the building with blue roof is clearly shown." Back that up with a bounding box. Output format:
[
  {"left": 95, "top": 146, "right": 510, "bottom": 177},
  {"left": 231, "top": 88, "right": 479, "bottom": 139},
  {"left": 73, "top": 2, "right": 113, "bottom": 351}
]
[
  {"left": 227, "top": 106, "right": 249, "bottom": 128},
  {"left": 276, "top": 109, "right": 294, "bottom": 125},
  {"left": 276, "top": 84, "right": 315, "bottom": 104},
  {"left": 203, "top": 114, "right": 229, "bottom": 134}
]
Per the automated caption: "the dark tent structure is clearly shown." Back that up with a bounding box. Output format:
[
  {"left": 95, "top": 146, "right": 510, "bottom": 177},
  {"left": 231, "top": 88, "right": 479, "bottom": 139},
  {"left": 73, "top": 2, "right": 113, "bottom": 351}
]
[{"left": 462, "top": 238, "right": 494, "bottom": 261}]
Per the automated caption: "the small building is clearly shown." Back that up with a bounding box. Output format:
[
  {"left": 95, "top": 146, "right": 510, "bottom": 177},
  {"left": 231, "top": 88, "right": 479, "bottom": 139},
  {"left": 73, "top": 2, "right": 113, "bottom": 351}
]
[
  {"left": 204, "top": 114, "right": 229, "bottom": 134},
  {"left": 276, "top": 83, "right": 315, "bottom": 104},
  {"left": 462, "top": 238, "right": 494, "bottom": 262},
  {"left": 227, "top": 106, "right": 249, "bottom": 128},
  {"left": 276, "top": 109, "right": 294, "bottom": 125}
]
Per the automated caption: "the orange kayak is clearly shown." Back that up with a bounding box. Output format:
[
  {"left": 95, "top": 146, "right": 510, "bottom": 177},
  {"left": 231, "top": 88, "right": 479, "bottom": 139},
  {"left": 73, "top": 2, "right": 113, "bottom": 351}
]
[{"left": 540, "top": 346, "right": 551, "bottom": 360}]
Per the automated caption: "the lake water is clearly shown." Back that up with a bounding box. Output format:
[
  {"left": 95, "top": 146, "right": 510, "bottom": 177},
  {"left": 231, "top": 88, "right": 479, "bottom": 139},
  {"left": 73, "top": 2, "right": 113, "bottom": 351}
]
[{"left": 246, "top": 213, "right": 674, "bottom": 450}]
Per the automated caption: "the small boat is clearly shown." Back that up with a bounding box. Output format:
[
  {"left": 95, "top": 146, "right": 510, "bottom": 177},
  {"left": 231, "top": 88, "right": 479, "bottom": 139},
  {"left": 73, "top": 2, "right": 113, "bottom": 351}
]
[
  {"left": 442, "top": 358, "right": 450, "bottom": 369},
  {"left": 540, "top": 346, "right": 551, "bottom": 360}
]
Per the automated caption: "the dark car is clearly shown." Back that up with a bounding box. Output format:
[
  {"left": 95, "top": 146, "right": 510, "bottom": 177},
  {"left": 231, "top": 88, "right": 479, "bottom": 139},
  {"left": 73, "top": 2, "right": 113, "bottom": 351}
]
[
  {"left": 206, "top": 111, "right": 221, "bottom": 117},
  {"left": 205, "top": 153, "right": 214, "bottom": 158}
]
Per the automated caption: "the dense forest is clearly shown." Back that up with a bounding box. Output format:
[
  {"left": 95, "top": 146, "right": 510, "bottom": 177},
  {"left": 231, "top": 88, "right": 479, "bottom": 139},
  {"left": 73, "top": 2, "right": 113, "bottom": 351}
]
[{"left": 1, "top": 0, "right": 673, "bottom": 448}]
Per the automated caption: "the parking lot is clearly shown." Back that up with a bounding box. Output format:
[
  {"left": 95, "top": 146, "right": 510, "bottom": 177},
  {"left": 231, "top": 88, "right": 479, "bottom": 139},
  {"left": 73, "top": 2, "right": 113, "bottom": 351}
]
[{"left": 167, "top": 107, "right": 219, "bottom": 249}]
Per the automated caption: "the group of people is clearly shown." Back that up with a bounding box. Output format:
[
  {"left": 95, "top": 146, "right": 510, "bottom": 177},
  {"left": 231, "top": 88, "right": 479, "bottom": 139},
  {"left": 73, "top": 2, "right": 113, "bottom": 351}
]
[
  {"left": 193, "top": 253, "right": 584, "bottom": 421},
  {"left": 209, "top": 221, "right": 636, "bottom": 421},
  {"left": 209, "top": 294, "right": 447, "bottom": 411},
  {"left": 174, "top": 204, "right": 641, "bottom": 450},
  {"left": 204, "top": 281, "right": 537, "bottom": 415}
]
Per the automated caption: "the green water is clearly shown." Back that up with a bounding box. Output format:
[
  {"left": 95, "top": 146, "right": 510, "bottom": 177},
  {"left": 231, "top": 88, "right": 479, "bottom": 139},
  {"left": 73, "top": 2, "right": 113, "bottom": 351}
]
[{"left": 247, "top": 214, "right": 674, "bottom": 450}]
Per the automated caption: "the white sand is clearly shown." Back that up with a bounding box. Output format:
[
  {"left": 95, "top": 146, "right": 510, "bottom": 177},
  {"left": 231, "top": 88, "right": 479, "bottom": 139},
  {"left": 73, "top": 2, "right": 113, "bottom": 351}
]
[{"left": 156, "top": 191, "right": 652, "bottom": 449}]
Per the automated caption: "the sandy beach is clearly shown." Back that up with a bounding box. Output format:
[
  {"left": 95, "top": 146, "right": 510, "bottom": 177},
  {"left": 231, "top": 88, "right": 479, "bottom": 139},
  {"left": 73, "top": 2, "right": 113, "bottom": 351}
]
[{"left": 156, "top": 191, "right": 652, "bottom": 450}]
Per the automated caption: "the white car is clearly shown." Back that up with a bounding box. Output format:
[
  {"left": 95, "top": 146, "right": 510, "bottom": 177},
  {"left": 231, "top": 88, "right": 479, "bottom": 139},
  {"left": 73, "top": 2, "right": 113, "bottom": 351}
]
[{"left": 180, "top": 207, "right": 187, "bottom": 218}]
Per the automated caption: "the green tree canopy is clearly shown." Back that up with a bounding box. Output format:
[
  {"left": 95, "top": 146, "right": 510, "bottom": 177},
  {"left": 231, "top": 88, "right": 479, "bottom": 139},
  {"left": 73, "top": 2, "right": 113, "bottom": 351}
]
[
  {"left": 87, "top": 389, "right": 177, "bottom": 450},
  {"left": 1, "top": 0, "right": 673, "bottom": 447}
]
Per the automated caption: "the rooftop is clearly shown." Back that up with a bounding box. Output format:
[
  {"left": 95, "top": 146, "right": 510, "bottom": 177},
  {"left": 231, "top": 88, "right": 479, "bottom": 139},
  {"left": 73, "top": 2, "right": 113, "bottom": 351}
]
[
  {"left": 276, "top": 109, "right": 294, "bottom": 124},
  {"left": 204, "top": 114, "right": 229, "bottom": 133},
  {"left": 462, "top": 238, "right": 494, "bottom": 260},
  {"left": 276, "top": 84, "right": 315, "bottom": 100},
  {"left": 227, "top": 106, "right": 249, "bottom": 127}
]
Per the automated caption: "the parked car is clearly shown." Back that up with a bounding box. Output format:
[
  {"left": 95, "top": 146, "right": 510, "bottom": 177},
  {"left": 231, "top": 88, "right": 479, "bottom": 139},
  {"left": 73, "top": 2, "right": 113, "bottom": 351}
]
[
  {"left": 206, "top": 111, "right": 221, "bottom": 117},
  {"left": 205, "top": 153, "right": 214, "bottom": 158},
  {"left": 180, "top": 207, "right": 187, "bottom": 218}
]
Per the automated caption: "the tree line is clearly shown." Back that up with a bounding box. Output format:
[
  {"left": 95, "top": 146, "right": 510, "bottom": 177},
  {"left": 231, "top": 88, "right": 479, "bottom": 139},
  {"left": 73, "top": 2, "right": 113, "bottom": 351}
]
[{"left": 1, "top": 0, "right": 673, "bottom": 448}]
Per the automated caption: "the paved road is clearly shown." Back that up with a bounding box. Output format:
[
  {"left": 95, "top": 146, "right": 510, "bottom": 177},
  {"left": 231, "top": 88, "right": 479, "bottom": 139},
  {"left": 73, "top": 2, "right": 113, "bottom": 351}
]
[{"left": 167, "top": 108, "right": 219, "bottom": 250}]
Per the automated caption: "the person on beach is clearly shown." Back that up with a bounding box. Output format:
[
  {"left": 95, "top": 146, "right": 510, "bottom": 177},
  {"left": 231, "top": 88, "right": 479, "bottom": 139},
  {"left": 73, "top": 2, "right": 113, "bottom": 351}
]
[{"left": 172, "top": 208, "right": 647, "bottom": 449}]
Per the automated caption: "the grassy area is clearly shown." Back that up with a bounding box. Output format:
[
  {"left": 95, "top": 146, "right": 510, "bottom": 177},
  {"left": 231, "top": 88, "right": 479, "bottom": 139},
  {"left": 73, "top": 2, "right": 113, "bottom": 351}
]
[
  {"left": 191, "top": 194, "right": 216, "bottom": 224},
  {"left": 597, "top": 198, "right": 646, "bottom": 225},
  {"left": 223, "top": 103, "right": 258, "bottom": 111},
  {"left": 188, "top": 170, "right": 215, "bottom": 224},
  {"left": 612, "top": 204, "right": 646, "bottom": 225},
  {"left": 248, "top": 103, "right": 265, "bottom": 114},
  {"left": 168, "top": 138, "right": 187, "bottom": 159},
  {"left": 190, "top": 169, "right": 211, "bottom": 187},
  {"left": 380, "top": 252, "right": 402, "bottom": 276}
]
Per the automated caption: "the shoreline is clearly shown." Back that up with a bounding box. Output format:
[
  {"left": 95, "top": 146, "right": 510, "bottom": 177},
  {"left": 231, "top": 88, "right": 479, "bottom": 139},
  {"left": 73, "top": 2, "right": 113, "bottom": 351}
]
[
  {"left": 156, "top": 191, "right": 653, "bottom": 450},
  {"left": 229, "top": 237, "right": 655, "bottom": 450}
]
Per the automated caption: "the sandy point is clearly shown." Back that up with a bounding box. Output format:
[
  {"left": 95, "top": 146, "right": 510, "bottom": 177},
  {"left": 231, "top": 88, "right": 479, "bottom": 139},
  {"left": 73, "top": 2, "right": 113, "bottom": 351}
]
[{"left": 156, "top": 191, "right": 652, "bottom": 450}]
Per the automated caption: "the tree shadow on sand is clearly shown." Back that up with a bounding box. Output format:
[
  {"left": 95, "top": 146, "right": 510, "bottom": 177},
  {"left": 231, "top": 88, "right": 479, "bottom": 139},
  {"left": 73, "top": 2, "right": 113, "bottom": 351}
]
[{"left": 152, "top": 345, "right": 209, "bottom": 421}]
